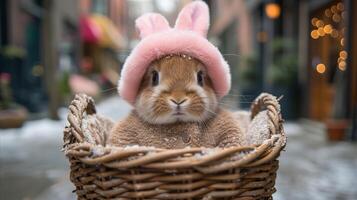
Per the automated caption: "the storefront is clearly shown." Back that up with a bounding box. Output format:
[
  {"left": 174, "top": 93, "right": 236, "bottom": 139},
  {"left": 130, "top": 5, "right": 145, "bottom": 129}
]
[{"left": 300, "top": 0, "right": 356, "bottom": 139}]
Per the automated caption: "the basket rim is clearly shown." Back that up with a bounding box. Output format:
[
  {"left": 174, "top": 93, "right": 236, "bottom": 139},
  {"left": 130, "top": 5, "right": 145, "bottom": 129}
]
[{"left": 63, "top": 93, "right": 286, "bottom": 173}]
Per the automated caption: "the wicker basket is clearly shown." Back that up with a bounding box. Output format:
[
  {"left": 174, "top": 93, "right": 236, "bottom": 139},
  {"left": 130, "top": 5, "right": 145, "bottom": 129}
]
[{"left": 63, "top": 93, "right": 286, "bottom": 200}]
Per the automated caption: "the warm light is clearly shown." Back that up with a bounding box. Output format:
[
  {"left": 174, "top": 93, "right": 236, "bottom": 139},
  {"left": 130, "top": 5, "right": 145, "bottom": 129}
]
[
  {"left": 316, "top": 63, "right": 326, "bottom": 74},
  {"left": 325, "top": 9, "right": 332, "bottom": 17},
  {"left": 331, "top": 29, "right": 339, "bottom": 38},
  {"left": 333, "top": 14, "right": 341, "bottom": 22},
  {"left": 340, "top": 51, "right": 348, "bottom": 59},
  {"left": 316, "top": 20, "right": 324, "bottom": 27},
  {"left": 311, "top": 18, "right": 318, "bottom": 26},
  {"left": 341, "top": 38, "right": 345, "bottom": 46},
  {"left": 323, "top": 25, "right": 332, "bottom": 34},
  {"left": 265, "top": 3, "right": 281, "bottom": 19},
  {"left": 311, "top": 30, "right": 319, "bottom": 39},
  {"left": 337, "top": 3, "right": 344, "bottom": 11},
  {"left": 342, "top": 11, "right": 347, "bottom": 19},
  {"left": 331, "top": 5, "right": 337, "bottom": 13},
  {"left": 338, "top": 61, "right": 346, "bottom": 71},
  {"left": 317, "top": 27, "right": 325, "bottom": 36}
]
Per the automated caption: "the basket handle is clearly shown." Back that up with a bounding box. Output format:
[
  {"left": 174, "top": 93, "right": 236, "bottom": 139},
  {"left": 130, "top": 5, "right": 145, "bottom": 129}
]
[
  {"left": 63, "top": 94, "right": 96, "bottom": 146},
  {"left": 250, "top": 93, "right": 283, "bottom": 136}
]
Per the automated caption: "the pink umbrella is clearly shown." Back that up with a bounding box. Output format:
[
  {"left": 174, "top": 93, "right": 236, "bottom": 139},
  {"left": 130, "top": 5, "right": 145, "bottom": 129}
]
[{"left": 80, "top": 16, "right": 102, "bottom": 43}]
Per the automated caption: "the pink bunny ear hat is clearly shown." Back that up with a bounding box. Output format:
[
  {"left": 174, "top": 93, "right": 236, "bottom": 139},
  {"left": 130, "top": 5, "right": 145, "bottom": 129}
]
[{"left": 119, "top": 1, "right": 231, "bottom": 105}]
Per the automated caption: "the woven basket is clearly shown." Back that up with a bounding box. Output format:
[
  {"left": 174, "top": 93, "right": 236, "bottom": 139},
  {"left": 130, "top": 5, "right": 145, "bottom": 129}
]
[{"left": 63, "top": 93, "right": 286, "bottom": 200}]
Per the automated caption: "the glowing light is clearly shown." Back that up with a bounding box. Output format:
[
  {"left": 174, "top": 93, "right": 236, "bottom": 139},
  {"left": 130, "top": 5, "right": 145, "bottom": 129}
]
[
  {"left": 265, "top": 3, "right": 281, "bottom": 19},
  {"left": 342, "top": 11, "right": 347, "bottom": 19},
  {"left": 311, "top": 30, "right": 319, "bottom": 39},
  {"left": 323, "top": 25, "right": 332, "bottom": 34},
  {"left": 331, "top": 5, "right": 337, "bottom": 13},
  {"left": 341, "top": 38, "right": 344, "bottom": 46},
  {"left": 333, "top": 14, "right": 341, "bottom": 22},
  {"left": 338, "top": 61, "right": 346, "bottom": 71},
  {"left": 311, "top": 18, "right": 318, "bottom": 26},
  {"left": 316, "top": 64, "right": 326, "bottom": 74},
  {"left": 331, "top": 29, "right": 339, "bottom": 38},
  {"left": 339, "top": 51, "right": 347, "bottom": 59},
  {"left": 316, "top": 20, "right": 324, "bottom": 27},
  {"left": 337, "top": 3, "right": 344, "bottom": 11},
  {"left": 325, "top": 9, "right": 332, "bottom": 17},
  {"left": 318, "top": 27, "right": 325, "bottom": 36}
]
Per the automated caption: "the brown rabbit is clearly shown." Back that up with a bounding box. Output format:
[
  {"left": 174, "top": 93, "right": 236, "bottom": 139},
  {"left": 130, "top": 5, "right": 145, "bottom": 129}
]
[{"left": 108, "top": 55, "right": 243, "bottom": 149}]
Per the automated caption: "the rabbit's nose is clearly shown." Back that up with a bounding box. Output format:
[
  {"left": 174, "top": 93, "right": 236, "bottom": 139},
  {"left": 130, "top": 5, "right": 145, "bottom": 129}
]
[{"left": 170, "top": 98, "right": 187, "bottom": 105}]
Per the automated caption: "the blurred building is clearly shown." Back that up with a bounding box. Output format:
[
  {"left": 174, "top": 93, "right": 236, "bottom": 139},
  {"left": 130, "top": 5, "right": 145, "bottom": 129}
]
[
  {"left": 208, "top": 0, "right": 356, "bottom": 137},
  {"left": 0, "top": 0, "right": 80, "bottom": 118},
  {"left": 0, "top": 0, "right": 128, "bottom": 119}
]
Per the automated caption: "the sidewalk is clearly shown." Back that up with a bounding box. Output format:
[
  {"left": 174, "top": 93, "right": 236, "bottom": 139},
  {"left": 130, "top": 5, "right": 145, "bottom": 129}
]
[
  {"left": 275, "top": 122, "right": 357, "bottom": 200},
  {"left": 0, "top": 97, "right": 131, "bottom": 200},
  {"left": 1, "top": 97, "right": 356, "bottom": 200}
]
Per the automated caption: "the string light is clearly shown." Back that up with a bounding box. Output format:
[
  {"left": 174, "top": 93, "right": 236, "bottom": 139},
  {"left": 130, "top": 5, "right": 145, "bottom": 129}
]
[
  {"left": 331, "top": 29, "right": 339, "bottom": 38},
  {"left": 265, "top": 3, "right": 281, "bottom": 19},
  {"left": 331, "top": 5, "right": 337, "bottom": 13},
  {"left": 325, "top": 9, "right": 332, "bottom": 17},
  {"left": 333, "top": 14, "right": 341, "bottom": 22},
  {"left": 338, "top": 61, "right": 346, "bottom": 71},
  {"left": 342, "top": 11, "right": 347, "bottom": 19},
  {"left": 323, "top": 25, "right": 332, "bottom": 34},
  {"left": 311, "top": 18, "right": 318, "bottom": 26},
  {"left": 339, "top": 51, "right": 347, "bottom": 59},
  {"left": 311, "top": 30, "right": 319, "bottom": 39},
  {"left": 316, "top": 64, "right": 326, "bottom": 74},
  {"left": 316, "top": 20, "right": 324, "bottom": 27},
  {"left": 311, "top": 2, "right": 346, "bottom": 73},
  {"left": 317, "top": 27, "right": 325, "bottom": 36},
  {"left": 337, "top": 2, "right": 344, "bottom": 11}
]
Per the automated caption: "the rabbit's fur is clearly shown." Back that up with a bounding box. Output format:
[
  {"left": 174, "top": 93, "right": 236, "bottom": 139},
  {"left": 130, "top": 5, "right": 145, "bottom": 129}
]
[
  {"left": 109, "top": 108, "right": 243, "bottom": 149},
  {"left": 108, "top": 56, "right": 243, "bottom": 149}
]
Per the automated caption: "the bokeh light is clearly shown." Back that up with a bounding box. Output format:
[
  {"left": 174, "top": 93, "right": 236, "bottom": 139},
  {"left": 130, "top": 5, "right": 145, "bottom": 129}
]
[
  {"left": 316, "top": 63, "right": 326, "bottom": 74},
  {"left": 340, "top": 50, "right": 348, "bottom": 59},
  {"left": 311, "top": 30, "right": 319, "bottom": 39},
  {"left": 265, "top": 3, "right": 281, "bottom": 19}
]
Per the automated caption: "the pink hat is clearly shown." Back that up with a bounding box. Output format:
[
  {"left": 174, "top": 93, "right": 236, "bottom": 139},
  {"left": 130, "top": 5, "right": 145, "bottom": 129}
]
[{"left": 119, "top": 1, "right": 231, "bottom": 105}]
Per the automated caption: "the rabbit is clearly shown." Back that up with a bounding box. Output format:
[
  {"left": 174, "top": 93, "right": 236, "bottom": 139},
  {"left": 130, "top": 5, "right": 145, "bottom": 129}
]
[{"left": 107, "top": 55, "right": 244, "bottom": 149}]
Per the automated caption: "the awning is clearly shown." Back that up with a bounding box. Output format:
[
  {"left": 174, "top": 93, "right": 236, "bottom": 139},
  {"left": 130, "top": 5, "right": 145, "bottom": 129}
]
[
  {"left": 80, "top": 14, "right": 124, "bottom": 49},
  {"left": 80, "top": 15, "right": 101, "bottom": 43}
]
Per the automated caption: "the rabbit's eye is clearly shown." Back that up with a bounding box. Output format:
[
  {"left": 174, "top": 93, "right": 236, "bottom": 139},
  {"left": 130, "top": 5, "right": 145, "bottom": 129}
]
[
  {"left": 152, "top": 70, "right": 159, "bottom": 86},
  {"left": 197, "top": 71, "right": 204, "bottom": 86}
]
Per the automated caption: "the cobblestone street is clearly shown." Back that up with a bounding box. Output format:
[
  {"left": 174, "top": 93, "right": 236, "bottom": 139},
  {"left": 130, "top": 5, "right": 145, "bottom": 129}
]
[{"left": 1, "top": 97, "right": 356, "bottom": 200}]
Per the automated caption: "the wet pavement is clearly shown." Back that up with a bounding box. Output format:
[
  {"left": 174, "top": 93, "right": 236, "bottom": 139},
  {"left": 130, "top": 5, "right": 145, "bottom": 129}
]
[{"left": 1, "top": 96, "right": 356, "bottom": 200}]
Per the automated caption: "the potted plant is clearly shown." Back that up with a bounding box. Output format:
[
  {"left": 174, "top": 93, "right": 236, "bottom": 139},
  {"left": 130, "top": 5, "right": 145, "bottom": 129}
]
[
  {"left": 0, "top": 73, "right": 28, "bottom": 128},
  {"left": 325, "top": 66, "right": 350, "bottom": 141},
  {"left": 239, "top": 54, "right": 261, "bottom": 109},
  {"left": 266, "top": 38, "right": 299, "bottom": 119},
  {"left": 326, "top": 119, "right": 349, "bottom": 141}
]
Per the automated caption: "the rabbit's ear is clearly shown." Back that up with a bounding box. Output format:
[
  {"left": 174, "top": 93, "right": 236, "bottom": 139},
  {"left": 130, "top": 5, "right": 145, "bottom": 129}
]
[
  {"left": 174, "top": 1, "right": 209, "bottom": 37},
  {"left": 136, "top": 13, "right": 170, "bottom": 39}
]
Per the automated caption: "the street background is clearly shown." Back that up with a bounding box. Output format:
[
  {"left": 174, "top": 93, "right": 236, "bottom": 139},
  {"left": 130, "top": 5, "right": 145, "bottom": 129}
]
[{"left": 1, "top": 0, "right": 357, "bottom": 199}]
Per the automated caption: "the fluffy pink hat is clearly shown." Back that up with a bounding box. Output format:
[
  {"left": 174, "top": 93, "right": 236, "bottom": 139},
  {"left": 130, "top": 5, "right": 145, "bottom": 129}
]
[{"left": 119, "top": 1, "right": 230, "bottom": 105}]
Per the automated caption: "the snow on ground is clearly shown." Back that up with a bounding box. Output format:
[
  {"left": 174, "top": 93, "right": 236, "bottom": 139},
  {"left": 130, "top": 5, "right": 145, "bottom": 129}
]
[{"left": 0, "top": 96, "right": 131, "bottom": 200}]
